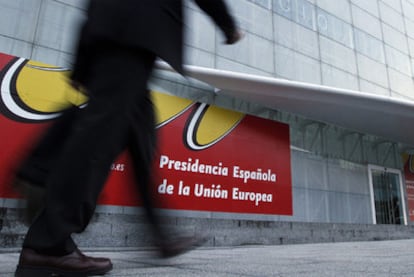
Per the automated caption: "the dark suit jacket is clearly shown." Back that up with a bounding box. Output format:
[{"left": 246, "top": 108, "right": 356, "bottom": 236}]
[{"left": 71, "top": 0, "right": 237, "bottom": 84}]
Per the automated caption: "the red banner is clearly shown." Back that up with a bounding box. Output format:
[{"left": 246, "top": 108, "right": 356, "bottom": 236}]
[{"left": 0, "top": 53, "right": 292, "bottom": 215}]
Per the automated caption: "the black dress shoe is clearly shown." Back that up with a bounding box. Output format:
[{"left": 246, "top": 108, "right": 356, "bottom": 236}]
[
  {"left": 158, "top": 235, "right": 208, "bottom": 258},
  {"left": 15, "top": 248, "right": 113, "bottom": 277}
]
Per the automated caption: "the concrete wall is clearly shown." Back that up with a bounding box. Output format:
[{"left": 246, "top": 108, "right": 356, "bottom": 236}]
[{"left": 2, "top": 207, "right": 414, "bottom": 249}]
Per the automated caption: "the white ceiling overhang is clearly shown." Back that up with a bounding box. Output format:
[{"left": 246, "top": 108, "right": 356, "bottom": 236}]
[{"left": 156, "top": 62, "right": 414, "bottom": 147}]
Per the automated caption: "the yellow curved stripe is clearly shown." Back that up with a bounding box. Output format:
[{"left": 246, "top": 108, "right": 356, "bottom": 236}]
[
  {"left": 15, "top": 61, "right": 87, "bottom": 113},
  {"left": 196, "top": 106, "right": 243, "bottom": 145},
  {"left": 151, "top": 91, "right": 193, "bottom": 126}
]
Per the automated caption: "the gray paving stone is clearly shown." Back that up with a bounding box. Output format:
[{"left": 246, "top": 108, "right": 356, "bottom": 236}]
[{"left": 1, "top": 239, "right": 414, "bottom": 276}]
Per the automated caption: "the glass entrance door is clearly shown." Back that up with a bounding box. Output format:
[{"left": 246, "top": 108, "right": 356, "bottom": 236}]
[{"left": 369, "top": 166, "right": 407, "bottom": 225}]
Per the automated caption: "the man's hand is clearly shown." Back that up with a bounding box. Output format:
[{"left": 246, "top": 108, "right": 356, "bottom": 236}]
[{"left": 225, "top": 29, "right": 244, "bottom": 44}]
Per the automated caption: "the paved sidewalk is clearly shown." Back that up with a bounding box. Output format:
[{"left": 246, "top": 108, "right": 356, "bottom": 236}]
[{"left": 1, "top": 239, "right": 414, "bottom": 276}]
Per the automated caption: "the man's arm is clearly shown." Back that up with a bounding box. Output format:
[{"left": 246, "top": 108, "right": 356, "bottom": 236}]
[{"left": 193, "top": 0, "right": 243, "bottom": 44}]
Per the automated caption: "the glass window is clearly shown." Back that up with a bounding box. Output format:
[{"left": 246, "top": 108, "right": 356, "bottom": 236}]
[
  {"left": 316, "top": 8, "right": 354, "bottom": 49},
  {"left": 354, "top": 28, "right": 386, "bottom": 63}
]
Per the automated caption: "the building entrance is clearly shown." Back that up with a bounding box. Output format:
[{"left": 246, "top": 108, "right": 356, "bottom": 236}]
[{"left": 369, "top": 166, "right": 407, "bottom": 225}]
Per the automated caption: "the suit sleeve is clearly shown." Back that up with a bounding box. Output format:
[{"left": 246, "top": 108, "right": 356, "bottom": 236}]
[{"left": 193, "top": 0, "right": 237, "bottom": 41}]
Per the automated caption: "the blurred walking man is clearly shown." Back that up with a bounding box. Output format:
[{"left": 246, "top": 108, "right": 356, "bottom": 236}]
[{"left": 14, "top": 0, "right": 242, "bottom": 276}]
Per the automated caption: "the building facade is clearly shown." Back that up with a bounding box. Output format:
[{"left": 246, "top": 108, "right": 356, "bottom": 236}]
[{"left": 1, "top": 0, "right": 414, "bottom": 247}]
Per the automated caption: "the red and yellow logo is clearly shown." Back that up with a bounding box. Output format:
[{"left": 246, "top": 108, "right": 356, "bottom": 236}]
[{"left": 0, "top": 57, "right": 244, "bottom": 150}]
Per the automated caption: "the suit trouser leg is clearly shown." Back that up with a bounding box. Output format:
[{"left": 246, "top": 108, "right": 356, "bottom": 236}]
[
  {"left": 22, "top": 47, "right": 156, "bottom": 255},
  {"left": 20, "top": 92, "right": 167, "bottom": 245},
  {"left": 127, "top": 93, "right": 167, "bottom": 240},
  {"left": 17, "top": 106, "right": 79, "bottom": 186}
]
